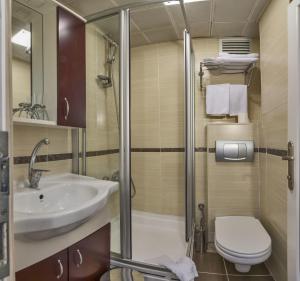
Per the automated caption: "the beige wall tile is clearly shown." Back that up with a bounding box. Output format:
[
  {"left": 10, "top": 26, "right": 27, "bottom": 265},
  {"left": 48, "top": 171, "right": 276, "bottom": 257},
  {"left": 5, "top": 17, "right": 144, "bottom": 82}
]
[{"left": 259, "top": 0, "right": 288, "bottom": 279}]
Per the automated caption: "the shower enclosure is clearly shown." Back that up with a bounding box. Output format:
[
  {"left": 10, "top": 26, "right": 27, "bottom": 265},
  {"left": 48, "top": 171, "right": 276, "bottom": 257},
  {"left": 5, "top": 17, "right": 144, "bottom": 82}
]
[{"left": 83, "top": 0, "right": 196, "bottom": 274}]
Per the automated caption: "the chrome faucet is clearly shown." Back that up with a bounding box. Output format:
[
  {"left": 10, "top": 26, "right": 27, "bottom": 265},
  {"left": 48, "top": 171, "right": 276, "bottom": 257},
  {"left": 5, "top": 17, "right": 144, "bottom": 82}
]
[{"left": 28, "top": 138, "right": 50, "bottom": 189}]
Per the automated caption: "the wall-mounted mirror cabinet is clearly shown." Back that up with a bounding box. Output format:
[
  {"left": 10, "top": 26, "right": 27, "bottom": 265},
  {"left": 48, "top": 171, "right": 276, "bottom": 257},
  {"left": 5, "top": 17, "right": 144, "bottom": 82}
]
[{"left": 12, "top": 0, "right": 86, "bottom": 128}]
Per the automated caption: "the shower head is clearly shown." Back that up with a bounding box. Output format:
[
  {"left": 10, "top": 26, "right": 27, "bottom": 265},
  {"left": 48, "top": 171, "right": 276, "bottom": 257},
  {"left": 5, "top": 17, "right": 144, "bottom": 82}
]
[{"left": 97, "top": 75, "right": 112, "bottom": 88}]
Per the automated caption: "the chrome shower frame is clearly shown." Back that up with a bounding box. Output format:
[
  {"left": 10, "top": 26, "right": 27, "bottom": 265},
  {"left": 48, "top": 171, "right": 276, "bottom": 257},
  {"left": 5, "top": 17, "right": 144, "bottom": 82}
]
[{"left": 84, "top": 0, "right": 195, "bottom": 274}]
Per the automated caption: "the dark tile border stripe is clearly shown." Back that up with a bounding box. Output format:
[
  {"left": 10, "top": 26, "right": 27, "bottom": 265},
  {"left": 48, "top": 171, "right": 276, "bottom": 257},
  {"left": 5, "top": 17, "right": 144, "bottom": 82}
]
[
  {"left": 266, "top": 148, "right": 287, "bottom": 157},
  {"left": 85, "top": 149, "right": 119, "bottom": 157},
  {"left": 14, "top": 149, "right": 119, "bottom": 165},
  {"left": 14, "top": 146, "right": 287, "bottom": 164},
  {"left": 131, "top": 148, "right": 161, "bottom": 152},
  {"left": 14, "top": 153, "right": 73, "bottom": 165}
]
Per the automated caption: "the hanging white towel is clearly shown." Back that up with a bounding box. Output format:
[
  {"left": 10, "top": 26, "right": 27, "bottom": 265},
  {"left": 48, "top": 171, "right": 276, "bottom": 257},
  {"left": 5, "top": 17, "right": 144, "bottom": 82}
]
[
  {"left": 150, "top": 255, "right": 198, "bottom": 281},
  {"left": 206, "top": 84, "right": 230, "bottom": 115},
  {"left": 229, "top": 84, "right": 248, "bottom": 116}
]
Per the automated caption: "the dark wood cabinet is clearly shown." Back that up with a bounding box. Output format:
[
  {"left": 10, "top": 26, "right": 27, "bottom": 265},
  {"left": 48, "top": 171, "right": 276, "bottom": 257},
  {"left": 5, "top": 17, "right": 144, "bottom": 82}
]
[
  {"left": 57, "top": 6, "right": 86, "bottom": 128},
  {"left": 69, "top": 224, "right": 110, "bottom": 281},
  {"left": 16, "top": 224, "right": 110, "bottom": 281},
  {"left": 16, "top": 250, "right": 68, "bottom": 281}
]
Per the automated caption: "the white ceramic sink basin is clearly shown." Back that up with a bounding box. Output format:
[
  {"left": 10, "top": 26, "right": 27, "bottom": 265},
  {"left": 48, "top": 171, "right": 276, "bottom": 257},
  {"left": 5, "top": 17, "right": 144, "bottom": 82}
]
[{"left": 14, "top": 173, "right": 118, "bottom": 240}]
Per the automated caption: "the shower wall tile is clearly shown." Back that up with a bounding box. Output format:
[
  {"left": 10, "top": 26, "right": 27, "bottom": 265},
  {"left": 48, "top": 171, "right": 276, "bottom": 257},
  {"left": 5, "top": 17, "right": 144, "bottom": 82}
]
[
  {"left": 261, "top": 102, "right": 287, "bottom": 150},
  {"left": 159, "top": 83, "right": 184, "bottom": 148},
  {"left": 85, "top": 23, "right": 119, "bottom": 181},
  {"left": 85, "top": 24, "right": 110, "bottom": 153},
  {"left": 86, "top": 155, "right": 111, "bottom": 180},
  {"left": 130, "top": 38, "right": 261, "bottom": 217},
  {"left": 131, "top": 152, "right": 186, "bottom": 216},
  {"left": 259, "top": 0, "right": 288, "bottom": 280}
]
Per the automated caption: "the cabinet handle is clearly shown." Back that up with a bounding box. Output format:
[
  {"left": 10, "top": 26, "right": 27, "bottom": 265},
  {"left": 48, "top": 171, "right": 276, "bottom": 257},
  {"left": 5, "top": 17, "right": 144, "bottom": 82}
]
[
  {"left": 64, "top": 97, "right": 70, "bottom": 120},
  {"left": 76, "top": 249, "right": 83, "bottom": 268},
  {"left": 56, "top": 259, "right": 64, "bottom": 279}
]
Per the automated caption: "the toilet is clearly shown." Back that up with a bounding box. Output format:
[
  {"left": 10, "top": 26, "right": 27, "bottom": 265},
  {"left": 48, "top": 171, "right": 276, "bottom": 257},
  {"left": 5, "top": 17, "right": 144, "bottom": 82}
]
[{"left": 215, "top": 216, "right": 272, "bottom": 273}]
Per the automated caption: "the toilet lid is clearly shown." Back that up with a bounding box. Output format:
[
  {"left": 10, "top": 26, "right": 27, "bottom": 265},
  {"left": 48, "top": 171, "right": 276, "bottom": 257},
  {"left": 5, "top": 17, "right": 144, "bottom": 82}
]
[{"left": 215, "top": 216, "right": 271, "bottom": 255}]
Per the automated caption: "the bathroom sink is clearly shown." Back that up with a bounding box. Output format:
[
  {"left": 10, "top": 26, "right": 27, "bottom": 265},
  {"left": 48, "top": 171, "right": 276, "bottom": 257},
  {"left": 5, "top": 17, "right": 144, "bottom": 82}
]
[{"left": 14, "top": 173, "right": 118, "bottom": 240}]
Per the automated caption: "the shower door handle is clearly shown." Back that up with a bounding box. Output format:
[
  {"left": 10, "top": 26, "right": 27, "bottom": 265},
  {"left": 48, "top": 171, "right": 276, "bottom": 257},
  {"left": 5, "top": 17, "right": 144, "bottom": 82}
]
[{"left": 282, "top": 141, "right": 294, "bottom": 191}]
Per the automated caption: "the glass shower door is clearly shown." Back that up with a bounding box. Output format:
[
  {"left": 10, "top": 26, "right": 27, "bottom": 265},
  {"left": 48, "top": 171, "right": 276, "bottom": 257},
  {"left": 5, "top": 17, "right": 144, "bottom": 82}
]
[
  {"left": 130, "top": 3, "right": 188, "bottom": 264},
  {"left": 84, "top": 14, "right": 121, "bottom": 255}
]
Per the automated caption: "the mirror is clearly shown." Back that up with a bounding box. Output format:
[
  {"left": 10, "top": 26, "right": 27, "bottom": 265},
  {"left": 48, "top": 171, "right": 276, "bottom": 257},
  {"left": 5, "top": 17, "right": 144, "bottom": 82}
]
[
  {"left": 12, "top": 1, "right": 46, "bottom": 120},
  {"left": 12, "top": 0, "right": 58, "bottom": 124}
]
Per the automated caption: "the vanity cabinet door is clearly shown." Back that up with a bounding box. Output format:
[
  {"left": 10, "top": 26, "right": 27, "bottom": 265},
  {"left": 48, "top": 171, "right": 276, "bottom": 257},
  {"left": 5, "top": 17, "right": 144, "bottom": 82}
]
[
  {"left": 15, "top": 249, "right": 68, "bottom": 281},
  {"left": 57, "top": 6, "right": 86, "bottom": 128},
  {"left": 68, "top": 223, "right": 111, "bottom": 281}
]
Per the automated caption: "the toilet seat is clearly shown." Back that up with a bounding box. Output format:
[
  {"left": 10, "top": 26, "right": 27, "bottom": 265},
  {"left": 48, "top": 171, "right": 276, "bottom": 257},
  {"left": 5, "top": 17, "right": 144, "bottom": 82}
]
[
  {"left": 215, "top": 216, "right": 271, "bottom": 256},
  {"left": 214, "top": 216, "right": 272, "bottom": 272},
  {"left": 215, "top": 239, "right": 271, "bottom": 258}
]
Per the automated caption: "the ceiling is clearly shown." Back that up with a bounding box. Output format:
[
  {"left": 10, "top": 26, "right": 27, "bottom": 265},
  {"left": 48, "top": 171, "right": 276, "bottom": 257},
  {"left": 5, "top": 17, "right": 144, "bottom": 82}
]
[
  {"left": 15, "top": 0, "right": 271, "bottom": 46},
  {"left": 57, "top": 0, "right": 270, "bottom": 46}
]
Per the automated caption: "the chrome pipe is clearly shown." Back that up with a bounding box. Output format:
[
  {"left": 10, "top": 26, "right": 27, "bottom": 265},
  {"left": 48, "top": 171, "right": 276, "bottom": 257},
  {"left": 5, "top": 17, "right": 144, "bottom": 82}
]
[
  {"left": 81, "top": 128, "right": 87, "bottom": 176},
  {"left": 119, "top": 9, "right": 132, "bottom": 259},
  {"left": 191, "top": 51, "right": 196, "bottom": 224},
  {"left": 72, "top": 128, "right": 80, "bottom": 174},
  {"left": 179, "top": 0, "right": 191, "bottom": 32},
  {"left": 111, "top": 255, "right": 177, "bottom": 279},
  {"left": 184, "top": 29, "right": 195, "bottom": 242}
]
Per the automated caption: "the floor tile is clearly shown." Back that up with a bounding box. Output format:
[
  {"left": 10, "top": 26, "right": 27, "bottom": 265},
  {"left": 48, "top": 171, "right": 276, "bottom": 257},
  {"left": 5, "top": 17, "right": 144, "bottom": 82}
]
[
  {"left": 193, "top": 252, "right": 226, "bottom": 274},
  {"left": 225, "top": 261, "right": 270, "bottom": 276},
  {"left": 228, "top": 276, "right": 274, "bottom": 281},
  {"left": 197, "top": 273, "right": 228, "bottom": 281}
]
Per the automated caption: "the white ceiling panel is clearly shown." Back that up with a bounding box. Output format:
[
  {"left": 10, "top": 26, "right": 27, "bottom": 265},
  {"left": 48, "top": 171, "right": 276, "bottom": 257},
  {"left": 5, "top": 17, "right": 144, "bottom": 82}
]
[
  {"left": 166, "top": 5, "right": 185, "bottom": 26},
  {"left": 59, "top": 0, "right": 115, "bottom": 16},
  {"left": 143, "top": 26, "right": 178, "bottom": 43},
  {"left": 131, "top": 6, "right": 171, "bottom": 30},
  {"left": 113, "top": 0, "right": 162, "bottom": 6},
  {"left": 214, "top": 0, "right": 257, "bottom": 22},
  {"left": 212, "top": 22, "right": 246, "bottom": 37},
  {"left": 184, "top": 1, "right": 211, "bottom": 23},
  {"left": 190, "top": 22, "right": 210, "bottom": 38}
]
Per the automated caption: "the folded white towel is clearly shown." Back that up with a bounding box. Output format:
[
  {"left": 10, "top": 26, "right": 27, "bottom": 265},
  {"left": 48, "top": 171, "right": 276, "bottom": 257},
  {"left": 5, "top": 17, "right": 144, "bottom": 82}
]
[
  {"left": 151, "top": 255, "right": 198, "bottom": 281},
  {"left": 229, "top": 84, "right": 248, "bottom": 116},
  {"left": 206, "top": 84, "right": 230, "bottom": 115},
  {"left": 219, "top": 52, "right": 259, "bottom": 58},
  {"left": 216, "top": 57, "right": 258, "bottom": 63}
]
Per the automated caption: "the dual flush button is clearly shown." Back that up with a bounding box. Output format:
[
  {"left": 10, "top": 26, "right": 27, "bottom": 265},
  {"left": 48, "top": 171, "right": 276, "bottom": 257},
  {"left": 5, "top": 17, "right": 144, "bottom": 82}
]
[{"left": 215, "top": 140, "right": 254, "bottom": 162}]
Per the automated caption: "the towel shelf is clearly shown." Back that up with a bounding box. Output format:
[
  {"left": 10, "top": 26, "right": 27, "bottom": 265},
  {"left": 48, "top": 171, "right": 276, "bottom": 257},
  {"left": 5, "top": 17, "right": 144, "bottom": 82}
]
[{"left": 199, "top": 61, "right": 256, "bottom": 92}]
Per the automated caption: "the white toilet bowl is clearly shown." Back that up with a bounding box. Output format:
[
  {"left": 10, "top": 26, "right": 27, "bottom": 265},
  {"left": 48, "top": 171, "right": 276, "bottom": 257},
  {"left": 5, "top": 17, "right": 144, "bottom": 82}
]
[{"left": 214, "top": 216, "right": 272, "bottom": 273}]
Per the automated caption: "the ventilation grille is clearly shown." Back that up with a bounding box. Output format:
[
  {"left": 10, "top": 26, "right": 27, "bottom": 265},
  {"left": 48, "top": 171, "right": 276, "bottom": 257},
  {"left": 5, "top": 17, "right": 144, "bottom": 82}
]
[{"left": 220, "top": 38, "right": 251, "bottom": 54}]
